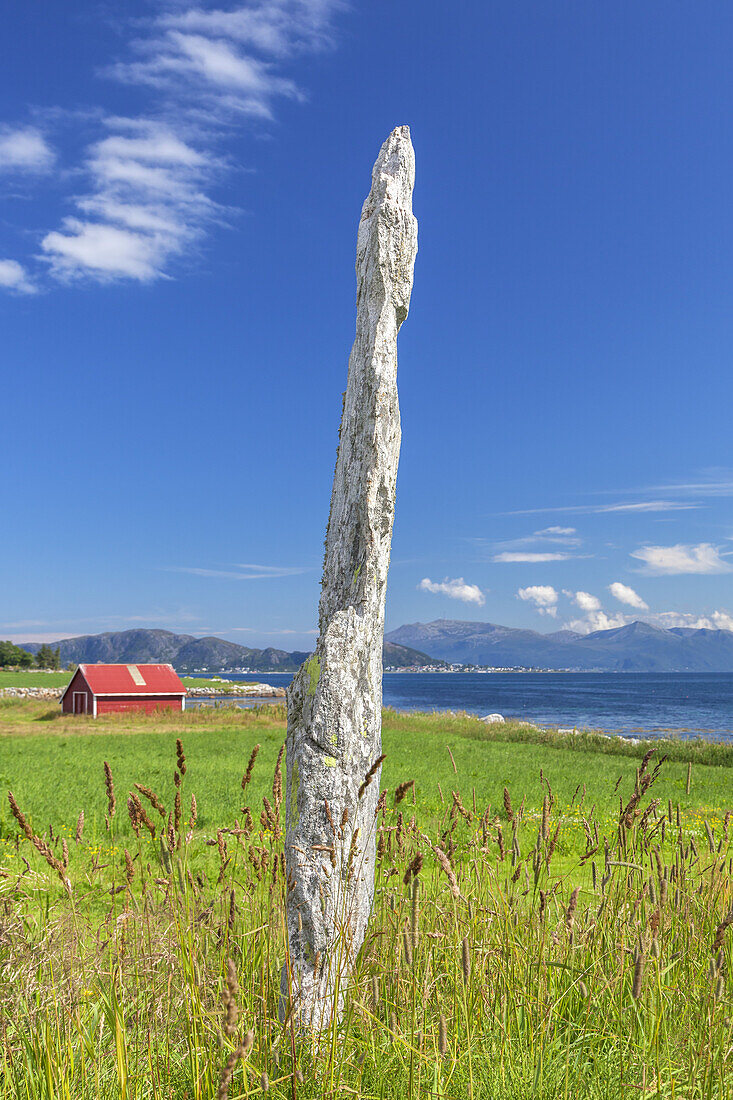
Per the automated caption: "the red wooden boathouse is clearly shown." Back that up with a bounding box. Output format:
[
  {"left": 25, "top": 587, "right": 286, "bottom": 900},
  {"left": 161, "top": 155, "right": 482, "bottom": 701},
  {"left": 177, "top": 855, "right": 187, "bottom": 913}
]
[{"left": 60, "top": 664, "right": 187, "bottom": 717}]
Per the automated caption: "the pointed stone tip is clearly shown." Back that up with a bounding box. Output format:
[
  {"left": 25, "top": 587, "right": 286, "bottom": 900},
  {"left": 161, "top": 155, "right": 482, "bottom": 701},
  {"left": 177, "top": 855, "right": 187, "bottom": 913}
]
[{"left": 372, "top": 126, "right": 415, "bottom": 192}]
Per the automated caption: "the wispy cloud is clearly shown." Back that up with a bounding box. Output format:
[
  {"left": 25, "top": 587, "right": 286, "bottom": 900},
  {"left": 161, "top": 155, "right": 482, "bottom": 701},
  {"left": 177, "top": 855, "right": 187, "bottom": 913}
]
[
  {"left": 491, "top": 527, "right": 581, "bottom": 552},
  {"left": 493, "top": 552, "right": 577, "bottom": 563},
  {"left": 0, "top": 259, "right": 36, "bottom": 294},
  {"left": 41, "top": 119, "right": 216, "bottom": 282},
  {"left": 609, "top": 581, "right": 648, "bottom": 609},
  {"left": 170, "top": 562, "right": 308, "bottom": 580},
  {"left": 639, "top": 469, "right": 733, "bottom": 498},
  {"left": 0, "top": 127, "right": 55, "bottom": 172},
  {"left": 517, "top": 585, "right": 558, "bottom": 616},
  {"left": 630, "top": 543, "right": 733, "bottom": 575},
  {"left": 418, "top": 577, "right": 486, "bottom": 606},
  {"left": 1, "top": 2, "right": 344, "bottom": 288},
  {"left": 504, "top": 500, "right": 698, "bottom": 517}
]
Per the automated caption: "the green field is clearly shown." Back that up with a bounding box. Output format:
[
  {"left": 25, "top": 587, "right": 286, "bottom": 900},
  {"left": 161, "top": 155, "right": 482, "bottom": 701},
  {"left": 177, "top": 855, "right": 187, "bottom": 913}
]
[
  {"left": 0, "top": 702, "right": 731, "bottom": 845},
  {"left": 0, "top": 670, "right": 257, "bottom": 691},
  {"left": 0, "top": 669, "right": 72, "bottom": 687},
  {"left": 1, "top": 701, "right": 732, "bottom": 1097}
]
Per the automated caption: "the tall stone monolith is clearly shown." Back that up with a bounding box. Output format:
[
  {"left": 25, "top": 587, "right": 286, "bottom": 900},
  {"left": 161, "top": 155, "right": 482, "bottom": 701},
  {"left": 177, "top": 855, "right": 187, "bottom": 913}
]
[{"left": 281, "top": 126, "right": 417, "bottom": 1028}]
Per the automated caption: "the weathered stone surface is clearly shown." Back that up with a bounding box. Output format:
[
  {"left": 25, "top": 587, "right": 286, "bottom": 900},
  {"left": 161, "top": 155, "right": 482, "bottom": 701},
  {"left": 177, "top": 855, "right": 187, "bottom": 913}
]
[{"left": 281, "top": 126, "right": 417, "bottom": 1028}]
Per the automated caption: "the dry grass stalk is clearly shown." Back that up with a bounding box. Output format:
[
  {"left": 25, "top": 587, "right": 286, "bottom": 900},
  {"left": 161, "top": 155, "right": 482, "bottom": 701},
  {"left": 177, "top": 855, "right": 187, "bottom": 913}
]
[
  {"left": 241, "top": 744, "right": 260, "bottom": 791},
  {"left": 410, "top": 876, "right": 420, "bottom": 948},
  {"left": 565, "top": 887, "right": 580, "bottom": 936},
  {"left": 176, "top": 737, "right": 186, "bottom": 776},
  {"left": 124, "top": 848, "right": 135, "bottom": 885},
  {"left": 103, "top": 761, "right": 116, "bottom": 822},
  {"left": 394, "top": 780, "right": 415, "bottom": 806},
  {"left": 632, "top": 951, "right": 645, "bottom": 999},
  {"left": 461, "top": 936, "right": 470, "bottom": 983},
  {"left": 546, "top": 824, "right": 560, "bottom": 868},
  {"left": 75, "top": 810, "right": 84, "bottom": 845},
  {"left": 217, "top": 1029, "right": 254, "bottom": 1100},
  {"left": 434, "top": 845, "right": 460, "bottom": 898},
  {"left": 503, "top": 787, "right": 513, "bottom": 822},
  {"left": 272, "top": 744, "right": 284, "bottom": 813},
  {"left": 134, "top": 783, "right": 166, "bottom": 819},
  {"left": 712, "top": 903, "right": 733, "bottom": 952},
  {"left": 8, "top": 791, "right": 71, "bottom": 892},
  {"left": 403, "top": 851, "right": 423, "bottom": 886},
  {"left": 358, "top": 753, "right": 386, "bottom": 799},
  {"left": 438, "top": 1014, "right": 448, "bottom": 1056}
]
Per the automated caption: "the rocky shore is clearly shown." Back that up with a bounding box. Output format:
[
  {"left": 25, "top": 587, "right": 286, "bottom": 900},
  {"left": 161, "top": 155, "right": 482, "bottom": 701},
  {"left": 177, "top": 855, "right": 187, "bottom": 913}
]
[{"left": 186, "top": 683, "right": 285, "bottom": 699}]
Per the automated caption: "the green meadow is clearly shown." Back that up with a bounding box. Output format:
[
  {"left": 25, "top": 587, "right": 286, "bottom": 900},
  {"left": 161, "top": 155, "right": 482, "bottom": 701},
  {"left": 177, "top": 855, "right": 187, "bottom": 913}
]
[
  {"left": 0, "top": 670, "right": 255, "bottom": 691},
  {"left": 1, "top": 701, "right": 732, "bottom": 1098}
]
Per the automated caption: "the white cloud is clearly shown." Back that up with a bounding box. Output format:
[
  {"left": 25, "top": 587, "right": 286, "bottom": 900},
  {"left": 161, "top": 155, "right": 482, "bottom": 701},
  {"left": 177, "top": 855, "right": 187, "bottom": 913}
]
[
  {"left": 8, "top": 3, "right": 344, "bottom": 285},
  {"left": 517, "top": 585, "right": 558, "bottom": 617},
  {"left": 631, "top": 543, "right": 732, "bottom": 575},
  {"left": 609, "top": 581, "right": 648, "bottom": 609},
  {"left": 493, "top": 552, "right": 575, "bottom": 563},
  {"left": 573, "top": 591, "right": 601, "bottom": 612},
  {"left": 159, "top": 1, "right": 340, "bottom": 57},
  {"left": 0, "top": 127, "right": 54, "bottom": 172},
  {"left": 419, "top": 577, "right": 486, "bottom": 606},
  {"left": 652, "top": 609, "right": 733, "bottom": 631},
  {"left": 0, "top": 259, "right": 36, "bottom": 294},
  {"left": 540, "top": 526, "right": 576, "bottom": 536},
  {"left": 565, "top": 610, "right": 628, "bottom": 634},
  {"left": 41, "top": 119, "right": 215, "bottom": 281},
  {"left": 107, "top": 1, "right": 338, "bottom": 119}
]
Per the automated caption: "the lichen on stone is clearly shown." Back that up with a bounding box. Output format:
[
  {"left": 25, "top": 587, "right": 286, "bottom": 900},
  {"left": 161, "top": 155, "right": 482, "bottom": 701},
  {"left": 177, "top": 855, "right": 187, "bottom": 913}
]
[{"left": 304, "top": 655, "right": 321, "bottom": 697}]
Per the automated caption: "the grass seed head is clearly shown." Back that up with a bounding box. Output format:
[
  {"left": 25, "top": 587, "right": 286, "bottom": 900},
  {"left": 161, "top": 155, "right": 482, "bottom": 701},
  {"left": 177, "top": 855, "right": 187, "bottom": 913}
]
[
  {"left": 394, "top": 779, "right": 415, "bottom": 806},
  {"left": 438, "top": 1014, "right": 448, "bottom": 1056},
  {"left": 434, "top": 845, "right": 460, "bottom": 898},
  {"left": 632, "top": 951, "right": 645, "bottom": 1000},
  {"left": 358, "top": 752, "right": 386, "bottom": 799},
  {"left": 103, "top": 761, "right": 116, "bottom": 821},
  {"left": 241, "top": 744, "right": 260, "bottom": 790},
  {"left": 461, "top": 935, "right": 470, "bottom": 983}
]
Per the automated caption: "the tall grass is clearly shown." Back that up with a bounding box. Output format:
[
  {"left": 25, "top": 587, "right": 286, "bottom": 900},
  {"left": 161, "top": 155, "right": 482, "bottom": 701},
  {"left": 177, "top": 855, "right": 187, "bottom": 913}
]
[{"left": 1, "top": 735, "right": 731, "bottom": 1098}]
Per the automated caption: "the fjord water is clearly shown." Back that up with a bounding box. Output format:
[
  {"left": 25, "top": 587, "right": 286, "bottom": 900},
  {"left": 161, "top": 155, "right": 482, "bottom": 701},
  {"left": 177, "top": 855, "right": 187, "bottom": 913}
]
[{"left": 211, "top": 672, "right": 733, "bottom": 741}]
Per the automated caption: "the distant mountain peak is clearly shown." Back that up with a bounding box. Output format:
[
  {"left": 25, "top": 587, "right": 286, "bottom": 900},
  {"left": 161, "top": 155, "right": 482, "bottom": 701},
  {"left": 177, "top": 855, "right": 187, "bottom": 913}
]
[
  {"left": 386, "top": 618, "right": 733, "bottom": 672},
  {"left": 17, "top": 629, "right": 438, "bottom": 673}
]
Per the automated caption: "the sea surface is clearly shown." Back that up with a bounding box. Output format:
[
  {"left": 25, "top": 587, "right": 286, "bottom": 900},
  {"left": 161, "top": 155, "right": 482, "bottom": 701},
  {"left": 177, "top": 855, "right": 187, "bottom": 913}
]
[{"left": 189, "top": 671, "right": 733, "bottom": 742}]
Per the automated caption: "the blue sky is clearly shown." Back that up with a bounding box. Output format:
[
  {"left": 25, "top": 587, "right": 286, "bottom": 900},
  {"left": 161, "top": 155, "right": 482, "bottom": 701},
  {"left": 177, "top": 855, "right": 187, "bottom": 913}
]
[{"left": 3, "top": 0, "right": 733, "bottom": 648}]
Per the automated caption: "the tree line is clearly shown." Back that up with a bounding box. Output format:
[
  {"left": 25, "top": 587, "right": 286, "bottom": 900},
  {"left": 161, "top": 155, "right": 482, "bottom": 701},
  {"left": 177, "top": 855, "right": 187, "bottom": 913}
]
[{"left": 0, "top": 641, "right": 62, "bottom": 669}]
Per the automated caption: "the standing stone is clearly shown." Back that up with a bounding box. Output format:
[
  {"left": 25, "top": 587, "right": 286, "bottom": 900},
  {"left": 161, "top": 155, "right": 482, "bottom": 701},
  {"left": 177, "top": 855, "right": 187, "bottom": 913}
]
[{"left": 281, "top": 126, "right": 417, "bottom": 1028}]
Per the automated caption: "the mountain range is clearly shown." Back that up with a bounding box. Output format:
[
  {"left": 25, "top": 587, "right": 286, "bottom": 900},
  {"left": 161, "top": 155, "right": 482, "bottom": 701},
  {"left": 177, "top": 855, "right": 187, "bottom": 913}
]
[
  {"left": 18, "top": 629, "right": 439, "bottom": 673},
  {"left": 18, "top": 618, "right": 733, "bottom": 673},
  {"left": 385, "top": 619, "right": 733, "bottom": 672}
]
